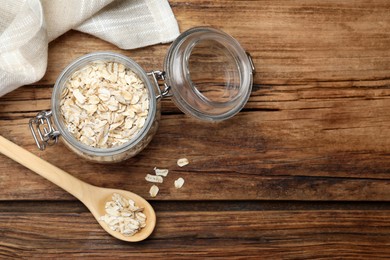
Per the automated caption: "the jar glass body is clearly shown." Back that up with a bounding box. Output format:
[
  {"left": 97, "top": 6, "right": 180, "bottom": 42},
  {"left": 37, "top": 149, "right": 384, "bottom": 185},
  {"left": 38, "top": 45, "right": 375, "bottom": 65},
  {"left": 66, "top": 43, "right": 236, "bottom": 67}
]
[
  {"left": 164, "top": 27, "right": 254, "bottom": 121},
  {"left": 51, "top": 52, "right": 160, "bottom": 163}
]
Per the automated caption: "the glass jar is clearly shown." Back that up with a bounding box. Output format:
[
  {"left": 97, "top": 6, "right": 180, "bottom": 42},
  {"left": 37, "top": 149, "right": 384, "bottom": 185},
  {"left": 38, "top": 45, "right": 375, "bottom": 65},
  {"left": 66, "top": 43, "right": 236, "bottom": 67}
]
[{"left": 29, "top": 27, "right": 255, "bottom": 163}]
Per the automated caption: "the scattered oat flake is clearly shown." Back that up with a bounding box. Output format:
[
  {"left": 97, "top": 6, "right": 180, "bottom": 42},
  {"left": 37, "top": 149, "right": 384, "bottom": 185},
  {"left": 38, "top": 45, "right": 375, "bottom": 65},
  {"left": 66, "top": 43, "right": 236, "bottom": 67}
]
[
  {"left": 174, "top": 177, "right": 185, "bottom": 189},
  {"left": 149, "top": 185, "right": 159, "bottom": 197},
  {"left": 177, "top": 158, "right": 189, "bottom": 167},
  {"left": 154, "top": 167, "right": 169, "bottom": 177},
  {"left": 145, "top": 174, "right": 163, "bottom": 183}
]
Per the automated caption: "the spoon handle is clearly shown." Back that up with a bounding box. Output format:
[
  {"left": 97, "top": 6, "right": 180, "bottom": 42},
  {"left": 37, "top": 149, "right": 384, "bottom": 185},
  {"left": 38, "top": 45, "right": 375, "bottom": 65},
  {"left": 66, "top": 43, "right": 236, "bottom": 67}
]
[{"left": 0, "top": 135, "right": 92, "bottom": 201}]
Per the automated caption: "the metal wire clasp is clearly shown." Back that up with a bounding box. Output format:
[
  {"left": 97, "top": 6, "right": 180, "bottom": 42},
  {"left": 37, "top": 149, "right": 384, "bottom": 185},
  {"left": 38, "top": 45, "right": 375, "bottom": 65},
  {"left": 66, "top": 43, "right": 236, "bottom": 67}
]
[
  {"left": 29, "top": 110, "right": 60, "bottom": 150},
  {"left": 246, "top": 52, "right": 256, "bottom": 75},
  {"left": 147, "top": 70, "right": 172, "bottom": 99}
]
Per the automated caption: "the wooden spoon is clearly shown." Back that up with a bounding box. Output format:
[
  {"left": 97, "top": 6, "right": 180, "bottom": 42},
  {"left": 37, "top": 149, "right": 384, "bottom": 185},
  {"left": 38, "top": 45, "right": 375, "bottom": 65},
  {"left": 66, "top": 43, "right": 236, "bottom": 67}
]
[{"left": 0, "top": 135, "right": 156, "bottom": 242}]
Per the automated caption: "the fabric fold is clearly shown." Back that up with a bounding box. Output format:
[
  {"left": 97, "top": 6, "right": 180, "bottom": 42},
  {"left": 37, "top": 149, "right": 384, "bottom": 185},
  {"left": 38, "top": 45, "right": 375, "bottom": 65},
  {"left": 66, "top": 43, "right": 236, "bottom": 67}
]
[{"left": 77, "top": 0, "right": 179, "bottom": 49}]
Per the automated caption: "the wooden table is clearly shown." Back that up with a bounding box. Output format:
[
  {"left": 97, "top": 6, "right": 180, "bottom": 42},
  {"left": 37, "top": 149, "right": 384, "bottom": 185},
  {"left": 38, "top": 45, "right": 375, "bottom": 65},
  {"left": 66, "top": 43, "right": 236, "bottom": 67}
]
[{"left": 1, "top": 1, "right": 389, "bottom": 258}]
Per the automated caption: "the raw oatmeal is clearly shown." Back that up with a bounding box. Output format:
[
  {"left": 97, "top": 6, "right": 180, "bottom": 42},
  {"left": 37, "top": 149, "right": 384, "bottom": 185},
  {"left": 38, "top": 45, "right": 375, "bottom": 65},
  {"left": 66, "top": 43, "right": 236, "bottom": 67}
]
[{"left": 60, "top": 61, "right": 149, "bottom": 148}]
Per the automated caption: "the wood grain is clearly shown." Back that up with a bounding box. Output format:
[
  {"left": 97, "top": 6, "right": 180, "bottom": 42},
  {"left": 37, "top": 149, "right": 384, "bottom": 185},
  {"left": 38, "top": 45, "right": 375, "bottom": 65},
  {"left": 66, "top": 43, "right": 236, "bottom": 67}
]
[
  {"left": 0, "top": 205, "right": 389, "bottom": 259},
  {"left": 35, "top": 0, "right": 390, "bottom": 85},
  {"left": 1, "top": 86, "right": 389, "bottom": 201},
  {"left": 0, "top": 1, "right": 389, "bottom": 201},
  {"left": 0, "top": 1, "right": 390, "bottom": 258}
]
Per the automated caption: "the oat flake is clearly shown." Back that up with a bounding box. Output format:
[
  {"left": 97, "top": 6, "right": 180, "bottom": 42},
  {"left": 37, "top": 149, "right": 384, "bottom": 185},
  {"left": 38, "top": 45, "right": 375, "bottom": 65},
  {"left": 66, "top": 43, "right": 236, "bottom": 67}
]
[
  {"left": 174, "top": 177, "right": 185, "bottom": 189},
  {"left": 177, "top": 158, "right": 189, "bottom": 167}
]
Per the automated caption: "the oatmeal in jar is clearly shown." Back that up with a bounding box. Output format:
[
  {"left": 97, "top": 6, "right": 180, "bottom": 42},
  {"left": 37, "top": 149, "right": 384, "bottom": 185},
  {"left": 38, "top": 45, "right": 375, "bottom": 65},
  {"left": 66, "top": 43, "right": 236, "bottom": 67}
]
[{"left": 60, "top": 61, "right": 150, "bottom": 148}]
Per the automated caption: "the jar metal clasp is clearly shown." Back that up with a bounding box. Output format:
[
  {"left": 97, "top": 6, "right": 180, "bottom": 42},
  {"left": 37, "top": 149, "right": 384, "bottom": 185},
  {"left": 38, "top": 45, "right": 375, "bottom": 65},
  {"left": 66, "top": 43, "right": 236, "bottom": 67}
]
[
  {"left": 29, "top": 110, "right": 60, "bottom": 150},
  {"left": 148, "top": 70, "right": 172, "bottom": 99},
  {"left": 246, "top": 52, "right": 256, "bottom": 75}
]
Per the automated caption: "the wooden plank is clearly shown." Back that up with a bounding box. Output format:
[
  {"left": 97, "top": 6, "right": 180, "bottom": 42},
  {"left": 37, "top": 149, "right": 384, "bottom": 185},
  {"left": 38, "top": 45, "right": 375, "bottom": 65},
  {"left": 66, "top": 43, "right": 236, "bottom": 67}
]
[
  {"left": 0, "top": 87, "right": 389, "bottom": 200},
  {"left": 0, "top": 82, "right": 389, "bottom": 200},
  {"left": 33, "top": 0, "right": 390, "bottom": 86},
  {"left": 0, "top": 206, "right": 389, "bottom": 258}
]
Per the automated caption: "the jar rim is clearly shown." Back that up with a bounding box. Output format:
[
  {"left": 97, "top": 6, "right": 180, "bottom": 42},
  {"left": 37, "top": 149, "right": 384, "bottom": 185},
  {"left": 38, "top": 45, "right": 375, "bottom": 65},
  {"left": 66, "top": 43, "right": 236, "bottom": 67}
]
[{"left": 51, "top": 52, "right": 157, "bottom": 156}]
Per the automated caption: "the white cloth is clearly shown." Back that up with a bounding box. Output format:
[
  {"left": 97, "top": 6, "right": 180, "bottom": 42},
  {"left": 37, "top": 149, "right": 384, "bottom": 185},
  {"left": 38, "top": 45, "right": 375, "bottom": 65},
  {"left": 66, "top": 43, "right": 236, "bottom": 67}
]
[{"left": 0, "top": 0, "right": 179, "bottom": 97}]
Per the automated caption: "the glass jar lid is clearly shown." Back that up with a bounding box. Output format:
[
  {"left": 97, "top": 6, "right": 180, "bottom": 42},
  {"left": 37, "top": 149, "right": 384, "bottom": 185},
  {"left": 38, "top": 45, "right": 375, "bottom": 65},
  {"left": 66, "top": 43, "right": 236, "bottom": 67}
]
[{"left": 164, "top": 27, "right": 254, "bottom": 121}]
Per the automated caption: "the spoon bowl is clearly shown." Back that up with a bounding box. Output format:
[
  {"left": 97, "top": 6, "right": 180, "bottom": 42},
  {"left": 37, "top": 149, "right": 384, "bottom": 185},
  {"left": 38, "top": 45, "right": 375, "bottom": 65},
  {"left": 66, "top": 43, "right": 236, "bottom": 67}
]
[
  {"left": 0, "top": 135, "right": 156, "bottom": 242},
  {"left": 85, "top": 186, "right": 156, "bottom": 242}
]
